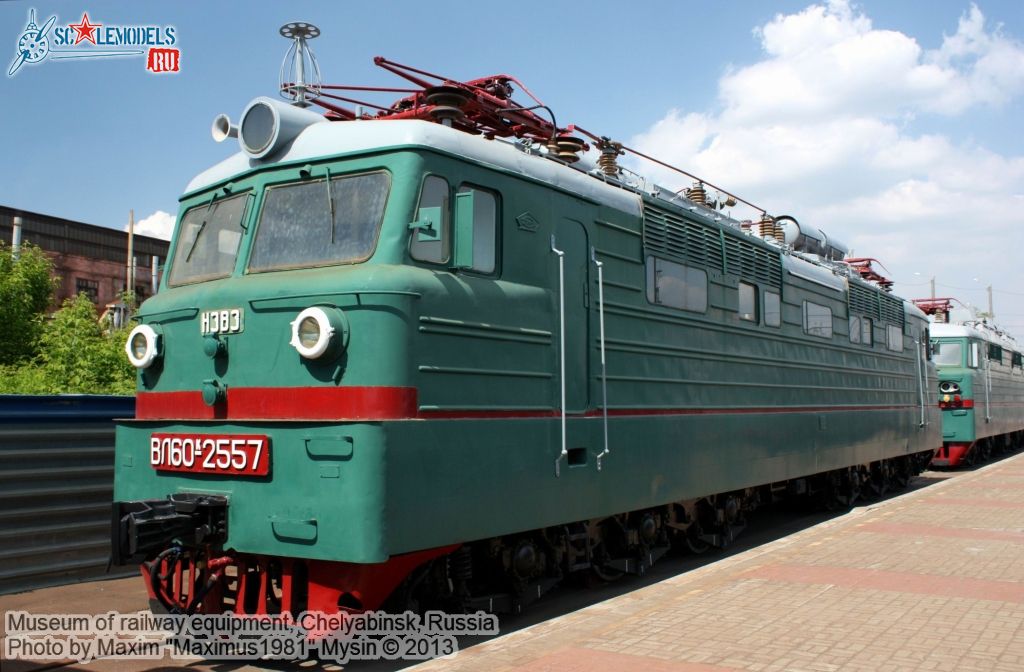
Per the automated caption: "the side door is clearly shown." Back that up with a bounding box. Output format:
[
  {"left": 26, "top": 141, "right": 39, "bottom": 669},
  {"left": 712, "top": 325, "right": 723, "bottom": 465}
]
[{"left": 552, "top": 218, "right": 590, "bottom": 414}]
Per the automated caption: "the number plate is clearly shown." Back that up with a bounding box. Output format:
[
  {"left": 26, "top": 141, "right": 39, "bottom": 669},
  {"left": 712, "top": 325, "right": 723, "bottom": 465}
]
[{"left": 150, "top": 433, "right": 270, "bottom": 476}]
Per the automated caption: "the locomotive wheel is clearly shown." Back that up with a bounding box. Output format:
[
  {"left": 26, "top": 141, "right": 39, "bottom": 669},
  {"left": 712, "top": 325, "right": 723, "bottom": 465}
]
[
  {"left": 588, "top": 525, "right": 627, "bottom": 583},
  {"left": 892, "top": 458, "right": 911, "bottom": 489},
  {"left": 867, "top": 463, "right": 890, "bottom": 499},
  {"left": 590, "top": 560, "right": 626, "bottom": 583},
  {"left": 980, "top": 442, "right": 993, "bottom": 462},
  {"left": 684, "top": 526, "right": 711, "bottom": 554}
]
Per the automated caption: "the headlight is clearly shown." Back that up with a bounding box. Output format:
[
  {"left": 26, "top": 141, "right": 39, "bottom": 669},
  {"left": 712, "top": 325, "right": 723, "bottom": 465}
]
[
  {"left": 938, "top": 381, "right": 961, "bottom": 395},
  {"left": 289, "top": 307, "right": 346, "bottom": 359},
  {"left": 125, "top": 324, "right": 161, "bottom": 369}
]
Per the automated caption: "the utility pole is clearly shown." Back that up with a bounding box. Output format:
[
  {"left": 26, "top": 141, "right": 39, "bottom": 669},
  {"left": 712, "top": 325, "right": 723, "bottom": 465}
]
[
  {"left": 930, "top": 277, "right": 935, "bottom": 300},
  {"left": 988, "top": 285, "right": 994, "bottom": 321},
  {"left": 126, "top": 209, "right": 135, "bottom": 303},
  {"left": 11, "top": 216, "right": 22, "bottom": 260}
]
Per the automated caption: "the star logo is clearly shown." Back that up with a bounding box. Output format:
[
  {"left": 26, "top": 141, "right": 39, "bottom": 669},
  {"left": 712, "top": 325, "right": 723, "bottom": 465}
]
[{"left": 69, "top": 12, "right": 101, "bottom": 45}]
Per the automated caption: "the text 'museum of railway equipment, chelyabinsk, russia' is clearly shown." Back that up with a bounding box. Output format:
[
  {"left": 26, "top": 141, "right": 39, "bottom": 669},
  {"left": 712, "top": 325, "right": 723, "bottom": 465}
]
[{"left": 112, "top": 21, "right": 1010, "bottom": 620}]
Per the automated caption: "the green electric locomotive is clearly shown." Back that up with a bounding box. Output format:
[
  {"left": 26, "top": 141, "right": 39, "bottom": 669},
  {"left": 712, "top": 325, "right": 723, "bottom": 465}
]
[
  {"left": 111, "top": 26, "right": 940, "bottom": 618},
  {"left": 919, "top": 301, "right": 1024, "bottom": 466}
]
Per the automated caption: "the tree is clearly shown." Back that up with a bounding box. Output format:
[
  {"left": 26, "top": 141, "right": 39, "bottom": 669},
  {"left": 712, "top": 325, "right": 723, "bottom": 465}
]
[
  {"left": 0, "top": 294, "right": 137, "bottom": 395},
  {"left": 0, "top": 240, "right": 58, "bottom": 364}
]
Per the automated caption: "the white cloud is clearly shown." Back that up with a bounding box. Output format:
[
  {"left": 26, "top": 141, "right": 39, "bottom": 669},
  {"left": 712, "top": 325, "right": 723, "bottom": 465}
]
[
  {"left": 714, "top": 0, "right": 1024, "bottom": 123},
  {"left": 629, "top": 0, "right": 1024, "bottom": 328},
  {"left": 131, "top": 210, "right": 175, "bottom": 240}
]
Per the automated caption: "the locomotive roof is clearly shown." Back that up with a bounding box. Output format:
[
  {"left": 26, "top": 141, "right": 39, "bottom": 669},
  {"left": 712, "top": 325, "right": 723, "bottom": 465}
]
[
  {"left": 185, "top": 119, "right": 643, "bottom": 218},
  {"left": 188, "top": 107, "right": 927, "bottom": 321},
  {"left": 932, "top": 322, "right": 1019, "bottom": 348}
]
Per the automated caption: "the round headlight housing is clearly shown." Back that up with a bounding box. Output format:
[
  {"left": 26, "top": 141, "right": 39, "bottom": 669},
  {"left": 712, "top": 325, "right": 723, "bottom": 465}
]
[
  {"left": 125, "top": 324, "right": 162, "bottom": 369},
  {"left": 289, "top": 307, "right": 347, "bottom": 360}
]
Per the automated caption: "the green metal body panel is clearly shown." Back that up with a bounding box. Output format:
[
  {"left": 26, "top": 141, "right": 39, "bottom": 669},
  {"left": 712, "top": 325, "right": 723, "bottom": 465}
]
[
  {"left": 114, "top": 142, "right": 942, "bottom": 564},
  {"left": 934, "top": 336, "right": 1024, "bottom": 445},
  {"left": 115, "top": 422, "right": 388, "bottom": 563}
]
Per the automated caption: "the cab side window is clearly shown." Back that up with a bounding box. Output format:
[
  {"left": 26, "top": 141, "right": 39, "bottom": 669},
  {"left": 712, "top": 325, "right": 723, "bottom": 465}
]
[
  {"left": 411, "top": 175, "right": 450, "bottom": 264},
  {"left": 764, "top": 290, "right": 781, "bottom": 327},
  {"left": 738, "top": 282, "right": 758, "bottom": 322},
  {"left": 886, "top": 325, "right": 904, "bottom": 352},
  {"left": 861, "top": 317, "right": 873, "bottom": 345},
  {"left": 457, "top": 185, "right": 497, "bottom": 274},
  {"left": 803, "top": 301, "right": 833, "bottom": 338},
  {"left": 646, "top": 256, "right": 708, "bottom": 313}
]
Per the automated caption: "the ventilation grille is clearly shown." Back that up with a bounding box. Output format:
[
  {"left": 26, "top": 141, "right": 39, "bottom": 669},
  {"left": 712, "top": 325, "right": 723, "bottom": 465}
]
[
  {"left": 848, "top": 283, "right": 876, "bottom": 316},
  {"left": 723, "top": 236, "right": 783, "bottom": 288},
  {"left": 880, "top": 293, "right": 904, "bottom": 326},
  {"left": 849, "top": 281, "right": 905, "bottom": 326},
  {"left": 643, "top": 203, "right": 781, "bottom": 287},
  {"left": 643, "top": 203, "right": 723, "bottom": 269}
]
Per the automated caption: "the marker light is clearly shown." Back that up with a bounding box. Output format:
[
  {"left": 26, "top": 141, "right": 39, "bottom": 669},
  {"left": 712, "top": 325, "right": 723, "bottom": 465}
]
[
  {"left": 289, "top": 307, "right": 347, "bottom": 360},
  {"left": 125, "top": 324, "right": 162, "bottom": 369}
]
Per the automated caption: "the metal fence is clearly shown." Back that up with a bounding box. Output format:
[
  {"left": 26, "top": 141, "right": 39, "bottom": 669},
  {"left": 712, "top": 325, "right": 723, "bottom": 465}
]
[{"left": 0, "top": 395, "right": 135, "bottom": 595}]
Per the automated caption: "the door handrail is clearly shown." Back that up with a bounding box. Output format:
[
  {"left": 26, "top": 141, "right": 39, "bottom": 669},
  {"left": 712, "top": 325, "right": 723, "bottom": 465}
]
[
  {"left": 921, "top": 338, "right": 929, "bottom": 428},
  {"left": 985, "top": 355, "right": 992, "bottom": 422},
  {"left": 592, "top": 247, "right": 610, "bottom": 470},
  {"left": 552, "top": 235, "right": 567, "bottom": 476}
]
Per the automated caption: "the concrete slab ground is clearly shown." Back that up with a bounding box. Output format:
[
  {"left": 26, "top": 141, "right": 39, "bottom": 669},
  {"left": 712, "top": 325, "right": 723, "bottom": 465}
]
[
  {"left": 411, "top": 453, "right": 1024, "bottom": 672},
  {"left": 1, "top": 455, "right": 1019, "bottom": 672}
]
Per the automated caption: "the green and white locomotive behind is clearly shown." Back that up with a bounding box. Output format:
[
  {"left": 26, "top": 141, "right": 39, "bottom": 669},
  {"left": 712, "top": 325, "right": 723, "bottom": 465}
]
[
  {"left": 920, "top": 300, "right": 1024, "bottom": 466},
  {"left": 111, "top": 25, "right": 940, "bottom": 618}
]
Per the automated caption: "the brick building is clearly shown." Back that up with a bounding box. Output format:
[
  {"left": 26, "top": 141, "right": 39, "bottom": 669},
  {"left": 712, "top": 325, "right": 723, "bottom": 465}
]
[{"left": 0, "top": 205, "right": 169, "bottom": 311}]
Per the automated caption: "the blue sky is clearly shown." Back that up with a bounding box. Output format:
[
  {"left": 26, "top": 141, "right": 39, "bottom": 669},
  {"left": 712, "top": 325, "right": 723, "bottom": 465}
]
[{"left": 2, "top": 0, "right": 1023, "bottom": 329}]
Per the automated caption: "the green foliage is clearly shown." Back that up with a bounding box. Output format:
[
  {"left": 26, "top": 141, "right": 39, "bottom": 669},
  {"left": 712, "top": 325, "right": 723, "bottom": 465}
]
[
  {"left": 0, "top": 240, "right": 58, "bottom": 364},
  {"left": 0, "top": 294, "right": 137, "bottom": 395}
]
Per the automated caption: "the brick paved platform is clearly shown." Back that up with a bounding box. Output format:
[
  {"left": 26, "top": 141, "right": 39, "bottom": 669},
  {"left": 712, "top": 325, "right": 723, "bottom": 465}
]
[{"left": 414, "top": 454, "right": 1024, "bottom": 672}]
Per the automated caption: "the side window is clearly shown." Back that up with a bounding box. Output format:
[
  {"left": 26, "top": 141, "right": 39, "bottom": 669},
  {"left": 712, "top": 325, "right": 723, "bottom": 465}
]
[
  {"left": 849, "top": 315, "right": 862, "bottom": 343},
  {"left": 1013, "top": 352, "right": 1023, "bottom": 368},
  {"left": 738, "top": 282, "right": 757, "bottom": 322},
  {"left": 988, "top": 343, "right": 1003, "bottom": 364},
  {"left": 645, "top": 256, "right": 708, "bottom": 313},
  {"left": 410, "top": 175, "right": 450, "bottom": 264},
  {"left": 803, "top": 301, "right": 833, "bottom": 338},
  {"left": 457, "top": 185, "right": 497, "bottom": 274},
  {"left": 764, "top": 290, "right": 781, "bottom": 327},
  {"left": 886, "top": 325, "right": 904, "bottom": 352},
  {"left": 862, "top": 317, "right": 873, "bottom": 345}
]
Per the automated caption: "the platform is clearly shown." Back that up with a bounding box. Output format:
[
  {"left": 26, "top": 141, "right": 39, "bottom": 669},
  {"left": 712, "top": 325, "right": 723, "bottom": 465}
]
[
  {"left": 2, "top": 455, "right": 1023, "bottom": 671},
  {"left": 413, "top": 453, "right": 1024, "bottom": 672}
]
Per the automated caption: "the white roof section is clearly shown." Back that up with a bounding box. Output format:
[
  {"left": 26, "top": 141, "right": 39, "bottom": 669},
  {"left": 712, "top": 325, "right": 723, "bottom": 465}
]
[
  {"left": 185, "top": 119, "right": 642, "bottom": 217},
  {"left": 932, "top": 322, "right": 1020, "bottom": 349},
  {"left": 783, "top": 254, "right": 846, "bottom": 292}
]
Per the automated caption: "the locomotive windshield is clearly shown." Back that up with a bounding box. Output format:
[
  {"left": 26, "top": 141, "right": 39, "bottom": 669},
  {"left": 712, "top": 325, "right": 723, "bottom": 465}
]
[
  {"left": 249, "top": 171, "right": 389, "bottom": 272},
  {"left": 167, "top": 193, "right": 248, "bottom": 286},
  {"left": 933, "top": 340, "right": 963, "bottom": 366}
]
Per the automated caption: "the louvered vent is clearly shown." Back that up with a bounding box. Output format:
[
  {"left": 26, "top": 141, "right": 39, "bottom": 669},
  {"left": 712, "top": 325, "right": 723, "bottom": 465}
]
[
  {"left": 723, "top": 236, "right": 783, "bottom": 288},
  {"left": 643, "top": 204, "right": 723, "bottom": 269},
  {"left": 848, "top": 283, "right": 877, "bottom": 317},
  {"left": 643, "top": 203, "right": 781, "bottom": 287},
  {"left": 880, "top": 293, "right": 904, "bottom": 326},
  {"left": 848, "top": 281, "right": 905, "bottom": 326}
]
